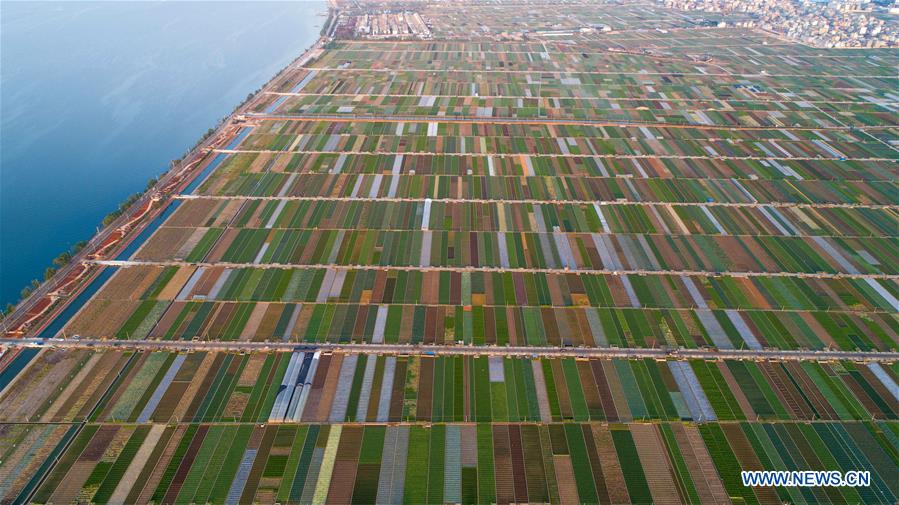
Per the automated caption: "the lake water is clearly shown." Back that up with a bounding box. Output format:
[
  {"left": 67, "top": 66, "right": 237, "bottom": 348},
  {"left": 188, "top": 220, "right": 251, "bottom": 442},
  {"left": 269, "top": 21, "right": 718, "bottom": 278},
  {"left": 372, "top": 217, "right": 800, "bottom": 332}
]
[{"left": 0, "top": 1, "right": 326, "bottom": 307}]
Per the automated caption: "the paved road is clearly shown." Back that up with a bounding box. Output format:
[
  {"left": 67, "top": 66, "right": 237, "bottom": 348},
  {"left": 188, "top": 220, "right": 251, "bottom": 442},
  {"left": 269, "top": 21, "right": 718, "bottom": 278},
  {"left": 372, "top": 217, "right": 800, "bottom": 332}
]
[
  {"left": 295, "top": 66, "right": 899, "bottom": 80},
  {"left": 151, "top": 223, "right": 890, "bottom": 242},
  {"left": 90, "top": 259, "right": 899, "bottom": 281},
  {"left": 2, "top": 338, "right": 896, "bottom": 362},
  {"left": 243, "top": 112, "right": 899, "bottom": 132},
  {"left": 213, "top": 147, "right": 898, "bottom": 164},
  {"left": 265, "top": 91, "right": 889, "bottom": 107},
  {"left": 297, "top": 47, "right": 876, "bottom": 60},
  {"left": 175, "top": 194, "right": 899, "bottom": 210}
]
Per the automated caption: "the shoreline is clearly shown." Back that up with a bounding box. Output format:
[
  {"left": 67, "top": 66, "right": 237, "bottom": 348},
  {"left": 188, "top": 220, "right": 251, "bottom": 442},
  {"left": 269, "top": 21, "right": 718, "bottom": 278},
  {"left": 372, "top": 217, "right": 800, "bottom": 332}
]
[{"left": 1, "top": 7, "right": 336, "bottom": 339}]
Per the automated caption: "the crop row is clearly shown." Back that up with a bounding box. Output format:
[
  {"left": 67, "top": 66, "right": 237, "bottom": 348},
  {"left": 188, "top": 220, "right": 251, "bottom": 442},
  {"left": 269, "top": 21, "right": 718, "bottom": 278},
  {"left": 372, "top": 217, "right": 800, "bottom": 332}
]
[
  {"left": 68, "top": 295, "right": 898, "bottom": 350},
  {"left": 168, "top": 198, "right": 899, "bottom": 238},
  {"left": 198, "top": 169, "right": 898, "bottom": 207},
  {"left": 274, "top": 71, "right": 894, "bottom": 129},
  {"left": 12, "top": 420, "right": 898, "bottom": 504},
  {"left": 240, "top": 119, "right": 889, "bottom": 145},
  {"left": 137, "top": 226, "right": 896, "bottom": 277},
  {"left": 237, "top": 124, "right": 895, "bottom": 162},
  {"left": 326, "top": 35, "right": 800, "bottom": 55},
  {"left": 276, "top": 94, "right": 893, "bottom": 131},
  {"left": 87, "top": 264, "right": 899, "bottom": 314},
  {"left": 0, "top": 423, "right": 76, "bottom": 503},
  {"left": 64, "top": 263, "right": 899, "bottom": 349},
  {"left": 2, "top": 350, "right": 897, "bottom": 424},
  {"left": 203, "top": 149, "right": 897, "bottom": 182},
  {"left": 70, "top": 290, "right": 899, "bottom": 352},
  {"left": 278, "top": 90, "right": 890, "bottom": 121},
  {"left": 317, "top": 38, "right": 898, "bottom": 79},
  {"left": 327, "top": 35, "right": 886, "bottom": 62}
]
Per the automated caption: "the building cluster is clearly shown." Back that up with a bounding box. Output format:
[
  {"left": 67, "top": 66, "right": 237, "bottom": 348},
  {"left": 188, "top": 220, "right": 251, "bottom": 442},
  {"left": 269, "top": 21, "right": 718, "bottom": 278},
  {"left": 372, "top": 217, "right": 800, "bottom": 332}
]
[
  {"left": 661, "top": 0, "right": 899, "bottom": 47},
  {"left": 352, "top": 11, "right": 432, "bottom": 39}
]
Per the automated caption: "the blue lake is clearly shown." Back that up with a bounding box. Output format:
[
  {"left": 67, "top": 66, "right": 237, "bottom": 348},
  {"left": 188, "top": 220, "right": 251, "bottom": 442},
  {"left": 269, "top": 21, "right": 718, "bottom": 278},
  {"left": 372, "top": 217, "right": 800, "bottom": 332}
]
[{"left": 0, "top": 0, "right": 326, "bottom": 307}]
